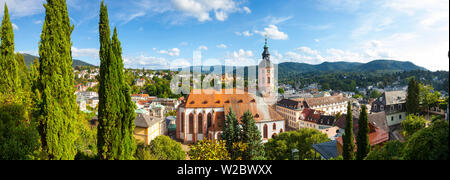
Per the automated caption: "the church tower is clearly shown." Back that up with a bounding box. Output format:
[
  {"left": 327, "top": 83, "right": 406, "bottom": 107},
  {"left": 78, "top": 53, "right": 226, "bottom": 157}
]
[{"left": 258, "top": 35, "right": 275, "bottom": 101}]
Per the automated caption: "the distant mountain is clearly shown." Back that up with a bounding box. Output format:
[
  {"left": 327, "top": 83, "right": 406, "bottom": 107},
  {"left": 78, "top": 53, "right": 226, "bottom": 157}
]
[
  {"left": 21, "top": 53, "right": 94, "bottom": 67},
  {"left": 278, "top": 60, "right": 427, "bottom": 74}
]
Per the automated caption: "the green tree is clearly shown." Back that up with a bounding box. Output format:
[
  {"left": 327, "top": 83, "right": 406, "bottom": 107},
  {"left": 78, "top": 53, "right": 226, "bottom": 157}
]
[
  {"left": 369, "top": 90, "right": 381, "bottom": 99},
  {"left": 365, "top": 141, "right": 404, "bottom": 160},
  {"left": 36, "top": 0, "right": 78, "bottom": 160},
  {"left": 0, "top": 4, "right": 21, "bottom": 95},
  {"left": 241, "top": 111, "right": 265, "bottom": 160},
  {"left": 419, "top": 84, "right": 441, "bottom": 116},
  {"left": 265, "top": 128, "right": 329, "bottom": 160},
  {"left": 189, "top": 140, "right": 230, "bottom": 160},
  {"left": 356, "top": 105, "right": 370, "bottom": 160},
  {"left": 148, "top": 135, "right": 186, "bottom": 160},
  {"left": 0, "top": 103, "right": 41, "bottom": 160},
  {"left": 112, "top": 27, "right": 136, "bottom": 160},
  {"left": 401, "top": 115, "right": 427, "bottom": 138},
  {"left": 221, "top": 108, "right": 242, "bottom": 160},
  {"left": 134, "top": 143, "right": 157, "bottom": 160},
  {"left": 403, "top": 120, "right": 449, "bottom": 160},
  {"left": 97, "top": 1, "right": 136, "bottom": 160},
  {"left": 406, "top": 77, "right": 420, "bottom": 115},
  {"left": 278, "top": 88, "right": 285, "bottom": 95},
  {"left": 343, "top": 101, "right": 355, "bottom": 160}
]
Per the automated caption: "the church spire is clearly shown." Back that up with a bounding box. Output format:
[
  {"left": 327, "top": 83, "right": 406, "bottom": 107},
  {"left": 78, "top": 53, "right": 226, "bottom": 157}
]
[
  {"left": 264, "top": 34, "right": 268, "bottom": 48},
  {"left": 262, "top": 35, "right": 270, "bottom": 60}
]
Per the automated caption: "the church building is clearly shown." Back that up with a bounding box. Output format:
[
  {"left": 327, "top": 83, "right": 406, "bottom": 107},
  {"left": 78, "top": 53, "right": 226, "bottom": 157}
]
[{"left": 176, "top": 37, "right": 285, "bottom": 143}]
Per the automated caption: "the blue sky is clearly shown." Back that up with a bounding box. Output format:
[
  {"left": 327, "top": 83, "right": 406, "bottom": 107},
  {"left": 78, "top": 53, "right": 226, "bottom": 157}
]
[{"left": 2, "top": 0, "right": 449, "bottom": 71}]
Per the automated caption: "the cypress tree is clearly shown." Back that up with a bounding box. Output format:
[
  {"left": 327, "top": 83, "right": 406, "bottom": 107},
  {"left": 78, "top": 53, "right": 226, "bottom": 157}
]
[
  {"left": 37, "top": 0, "right": 78, "bottom": 160},
  {"left": 222, "top": 107, "right": 241, "bottom": 160},
  {"left": 241, "top": 110, "right": 265, "bottom": 160},
  {"left": 357, "top": 105, "right": 370, "bottom": 160},
  {"left": 97, "top": 1, "right": 135, "bottom": 160},
  {"left": 98, "top": 1, "right": 119, "bottom": 160},
  {"left": 406, "top": 77, "right": 420, "bottom": 115},
  {"left": 343, "top": 101, "right": 355, "bottom": 160},
  {"left": 112, "top": 27, "right": 136, "bottom": 159},
  {"left": 0, "top": 4, "right": 20, "bottom": 94}
]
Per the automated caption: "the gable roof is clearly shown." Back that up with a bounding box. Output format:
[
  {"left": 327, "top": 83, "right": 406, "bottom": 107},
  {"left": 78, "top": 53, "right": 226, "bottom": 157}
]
[
  {"left": 183, "top": 89, "right": 284, "bottom": 123},
  {"left": 135, "top": 113, "right": 163, "bottom": 128},
  {"left": 334, "top": 110, "right": 389, "bottom": 146},
  {"left": 384, "top": 91, "right": 406, "bottom": 105},
  {"left": 277, "top": 99, "right": 305, "bottom": 110},
  {"left": 300, "top": 108, "right": 335, "bottom": 126},
  {"left": 304, "top": 95, "right": 348, "bottom": 107}
]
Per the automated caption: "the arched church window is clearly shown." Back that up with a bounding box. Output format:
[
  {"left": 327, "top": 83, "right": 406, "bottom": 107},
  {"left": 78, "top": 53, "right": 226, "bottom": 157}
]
[
  {"left": 198, "top": 113, "right": 203, "bottom": 133},
  {"left": 189, "top": 114, "right": 194, "bottom": 134},
  {"left": 263, "top": 124, "right": 268, "bottom": 139}
]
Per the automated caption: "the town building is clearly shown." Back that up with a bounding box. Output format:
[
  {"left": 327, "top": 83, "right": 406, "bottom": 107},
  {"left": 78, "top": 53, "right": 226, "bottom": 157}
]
[
  {"left": 134, "top": 113, "right": 166, "bottom": 146},
  {"left": 297, "top": 95, "right": 349, "bottom": 116},
  {"left": 333, "top": 110, "right": 389, "bottom": 156},
  {"left": 176, "top": 89, "right": 285, "bottom": 144},
  {"left": 276, "top": 99, "right": 305, "bottom": 129},
  {"left": 176, "top": 38, "right": 285, "bottom": 144},
  {"left": 371, "top": 91, "right": 407, "bottom": 127}
]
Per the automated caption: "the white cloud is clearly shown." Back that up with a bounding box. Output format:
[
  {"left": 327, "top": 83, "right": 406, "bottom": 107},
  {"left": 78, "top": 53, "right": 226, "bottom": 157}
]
[
  {"left": 158, "top": 48, "right": 181, "bottom": 57},
  {"left": 255, "top": 25, "right": 288, "bottom": 40},
  {"left": 197, "top": 45, "right": 208, "bottom": 51},
  {"left": 0, "top": 0, "right": 45, "bottom": 17},
  {"left": 316, "top": 0, "right": 368, "bottom": 12},
  {"left": 235, "top": 30, "right": 253, "bottom": 37},
  {"left": 71, "top": 47, "right": 99, "bottom": 60},
  {"left": 325, "top": 48, "right": 364, "bottom": 62},
  {"left": 11, "top": 23, "right": 18, "bottom": 30},
  {"left": 264, "top": 16, "right": 293, "bottom": 25},
  {"left": 225, "top": 49, "right": 256, "bottom": 66},
  {"left": 242, "top": 6, "right": 251, "bottom": 14},
  {"left": 297, "top": 47, "right": 320, "bottom": 55},
  {"left": 33, "top": 20, "right": 42, "bottom": 24},
  {"left": 171, "top": 0, "right": 249, "bottom": 22},
  {"left": 169, "top": 58, "right": 192, "bottom": 69},
  {"left": 124, "top": 54, "right": 168, "bottom": 69},
  {"left": 216, "top": 44, "right": 227, "bottom": 49}
]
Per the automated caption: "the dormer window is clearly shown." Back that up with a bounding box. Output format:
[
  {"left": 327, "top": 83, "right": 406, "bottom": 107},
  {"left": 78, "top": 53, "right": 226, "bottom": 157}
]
[
  {"left": 216, "top": 100, "right": 221, "bottom": 104},
  {"left": 238, "top": 100, "right": 243, "bottom": 103},
  {"left": 203, "top": 101, "right": 208, "bottom": 104},
  {"left": 190, "top": 101, "right": 195, "bottom": 104}
]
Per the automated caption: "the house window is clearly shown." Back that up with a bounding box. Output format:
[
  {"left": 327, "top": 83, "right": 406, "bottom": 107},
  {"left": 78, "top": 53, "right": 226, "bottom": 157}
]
[
  {"left": 399, "top": 115, "right": 402, "bottom": 119},
  {"left": 273, "top": 123, "right": 277, "bottom": 130},
  {"left": 391, "top": 116, "right": 394, "bottom": 121},
  {"left": 263, "top": 124, "right": 268, "bottom": 139},
  {"left": 267, "top": 77, "right": 271, "bottom": 84}
]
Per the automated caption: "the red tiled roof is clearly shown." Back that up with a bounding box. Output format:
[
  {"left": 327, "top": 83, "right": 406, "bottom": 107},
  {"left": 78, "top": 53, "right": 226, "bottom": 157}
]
[
  {"left": 336, "top": 127, "right": 389, "bottom": 147},
  {"left": 132, "top": 94, "right": 150, "bottom": 98},
  {"left": 183, "top": 89, "right": 284, "bottom": 123}
]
